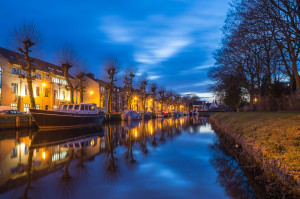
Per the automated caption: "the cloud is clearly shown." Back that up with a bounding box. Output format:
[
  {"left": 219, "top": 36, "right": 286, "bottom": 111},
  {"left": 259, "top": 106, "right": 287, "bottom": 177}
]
[
  {"left": 181, "top": 92, "right": 215, "bottom": 101},
  {"left": 99, "top": 16, "right": 133, "bottom": 43},
  {"left": 149, "top": 75, "right": 161, "bottom": 80},
  {"left": 193, "top": 65, "right": 212, "bottom": 70}
]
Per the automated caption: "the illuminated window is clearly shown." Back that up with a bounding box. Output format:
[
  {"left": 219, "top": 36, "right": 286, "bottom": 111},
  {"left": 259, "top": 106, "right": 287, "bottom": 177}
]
[
  {"left": 60, "top": 79, "right": 67, "bottom": 85},
  {"left": 36, "top": 104, "right": 40, "bottom": 110},
  {"left": 52, "top": 77, "right": 60, "bottom": 84},
  {"left": 24, "top": 104, "right": 30, "bottom": 113},
  {"left": 11, "top": 103, "right": 17, "bottom": 110}
]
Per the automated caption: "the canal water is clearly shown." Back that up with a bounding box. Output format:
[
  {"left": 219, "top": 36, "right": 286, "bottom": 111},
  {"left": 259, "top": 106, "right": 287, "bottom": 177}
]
[{"left": 0, "top": 117, "right": 258, "bottom": 199}]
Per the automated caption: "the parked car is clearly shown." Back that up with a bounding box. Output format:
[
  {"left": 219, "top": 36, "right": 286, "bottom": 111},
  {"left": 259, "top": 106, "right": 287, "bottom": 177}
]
[{"left": 0, "top": 110, "right": 22, "bottom": 115}]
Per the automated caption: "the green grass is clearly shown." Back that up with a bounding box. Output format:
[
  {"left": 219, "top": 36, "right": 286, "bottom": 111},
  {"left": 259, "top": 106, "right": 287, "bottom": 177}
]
[{"left": 211, "top": 112, "right": 300, "bottom": 182}]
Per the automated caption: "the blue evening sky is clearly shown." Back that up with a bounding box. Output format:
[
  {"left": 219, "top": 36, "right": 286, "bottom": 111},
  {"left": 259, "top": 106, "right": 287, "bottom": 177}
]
[{"left": 0, "top": 0, "right": 229, "bottom": 101}]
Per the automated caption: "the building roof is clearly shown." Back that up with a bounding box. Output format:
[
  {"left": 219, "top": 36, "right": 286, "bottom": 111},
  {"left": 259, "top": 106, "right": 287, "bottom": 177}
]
[{"left": 0, "top": 47, "right": 72, "bottom": 78}]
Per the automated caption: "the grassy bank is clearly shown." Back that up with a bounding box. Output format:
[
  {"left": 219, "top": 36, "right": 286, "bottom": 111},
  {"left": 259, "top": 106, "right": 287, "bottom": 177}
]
[{"left": 210, "top": 112, "right": 300, "bottom": 195}]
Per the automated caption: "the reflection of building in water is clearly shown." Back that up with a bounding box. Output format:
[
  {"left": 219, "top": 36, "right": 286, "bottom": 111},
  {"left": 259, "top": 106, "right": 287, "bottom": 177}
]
[{"left": 0, "top": 130, "right": 105, "bottom": 192}]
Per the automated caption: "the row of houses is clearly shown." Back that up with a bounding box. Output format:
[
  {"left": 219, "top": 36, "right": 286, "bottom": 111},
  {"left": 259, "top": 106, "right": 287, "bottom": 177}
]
[{"left": 0, "top": 47, "right": 182, "bottom": 113}]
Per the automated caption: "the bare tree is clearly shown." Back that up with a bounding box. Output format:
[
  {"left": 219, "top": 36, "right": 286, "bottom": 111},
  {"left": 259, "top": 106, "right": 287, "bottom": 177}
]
[
  {"left": 158, "top": 87, "right": 166, "bottom": 112},
  {"left": 13, "top": 21, "right": 41, "bottom": 109},
  {"left": 57, "top": 46, "right": 79, "bottom": 103},
  {"left": 103, "top": 57, "right": 120, "bottom": 113},
  {"left": 138, "top": 73, "right": 148, "bottom": 113},
  {"left": 150, "top": 83, "right": 157, "bottom": 113},
  {"left": 72, "top": 62, "right": 88, "bottom": 103},
  {"left": 123, "top": 66, "right": 136, "bottom": 110}
]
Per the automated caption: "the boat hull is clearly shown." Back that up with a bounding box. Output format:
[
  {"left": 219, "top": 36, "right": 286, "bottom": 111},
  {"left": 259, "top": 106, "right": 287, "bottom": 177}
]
[{"left": 30, "top": 109, "right": 104, "bottom": 130}]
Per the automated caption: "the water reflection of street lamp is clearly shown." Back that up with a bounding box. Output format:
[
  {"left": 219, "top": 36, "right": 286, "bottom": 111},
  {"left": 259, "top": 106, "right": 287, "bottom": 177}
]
[
  {"left": 42, "top": 83, "right": 46, "bottom": 110},
  {"left": 134, "top": 97, "right": 138, "bottom": 111}
]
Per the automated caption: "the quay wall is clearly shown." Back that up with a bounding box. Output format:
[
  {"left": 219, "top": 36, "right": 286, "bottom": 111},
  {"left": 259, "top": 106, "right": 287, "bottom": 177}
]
[{"left": 0, "top": 115, "right": 34, "bottom": 129}]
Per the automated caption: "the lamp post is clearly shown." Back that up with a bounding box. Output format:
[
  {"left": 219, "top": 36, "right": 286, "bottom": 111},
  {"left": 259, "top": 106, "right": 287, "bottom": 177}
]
[{"left": 42, "top": 83, "right": 46, "bottom": 110}]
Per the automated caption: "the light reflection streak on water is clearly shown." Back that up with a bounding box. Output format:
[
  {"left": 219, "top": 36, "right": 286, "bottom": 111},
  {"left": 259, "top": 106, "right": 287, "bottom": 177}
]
[{"left": 0, "top": 116, "right": 258, "bottom": 199}]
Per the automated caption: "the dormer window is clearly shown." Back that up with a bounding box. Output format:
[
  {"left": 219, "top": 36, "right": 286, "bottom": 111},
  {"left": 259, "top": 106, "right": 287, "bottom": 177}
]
[{"left": 12, "top": 68, "right": 20, "bottom": 75}]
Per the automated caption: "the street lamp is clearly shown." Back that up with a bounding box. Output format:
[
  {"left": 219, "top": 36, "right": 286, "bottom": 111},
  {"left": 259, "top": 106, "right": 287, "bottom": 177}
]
[
  {"left": 90, "top": 91, "right": 94, "bottom": 100},
  {"left": 254, "top": 97, "right": 258, "bottom": 104}
]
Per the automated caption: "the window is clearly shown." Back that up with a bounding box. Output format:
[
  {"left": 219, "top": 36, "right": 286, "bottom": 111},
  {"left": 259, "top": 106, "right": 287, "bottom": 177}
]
[
  {"left": 11, "top": 103, "right": 17, "bottom": 110},
  {"left": 46, "top": 74, "right": 50, "bottom": 79},
  {"left": 68, "top": 105, "right": 74, "bottom": 110},
  {"left": 63, "top": 105, "right": 68, "bottom": 110},
  {"left": 25, "top": 85, "right": 28, "bottom": 95},
  {"left": 52, "top": 77, "right": 60, "bottom": 84},
  {"left": 22, "top": 70, "right": 27, "bottom": 76},
  {"left": 36, "top": 87, "right": 40, "bottom": 96},
  {"left": 101, "top": 87, "right": 105, "bottom": 92},
  {"left": 0, "top": 67, "right": 3, "bottom": 105},
  {"left": 63, "top": 91, "right": 66, "bottom": 100},
  {"left": 11, "top": 147, "right": 18, "bottom": 158},
  {"left": 36, "top": 104, "right": 40, "bottom": 110},
  {"left": 12, "top": 68, "right": 20, "bottom": 75},
  {"left": 60, "top": 79, "right": 67, "bottom": 85},
  {"left": 45, "top": 88, "right": 49, "bottom": 97},
  {"left": 85, "top": 106, "right": 88, "bottom": 110},
  {"left": 11, "top": 83, "right": 18, "bottom": 94},
  {"left": 24, "top": 104, "right": 30, "bottom": 113},
  {"left": 54, "top": 90, "right": 58, "bottom": 98},
  {"left": 53, "top": 105, "right": 57, "bottom": 110},
  {"left": 35, "top": 73, "right": 42, "bottom": 79},
  {"left": 91, "top": 106, "right": 95, "bottom": 110},
  {"left": 74, "top": 105, "right": 80, "bottom": 110}
]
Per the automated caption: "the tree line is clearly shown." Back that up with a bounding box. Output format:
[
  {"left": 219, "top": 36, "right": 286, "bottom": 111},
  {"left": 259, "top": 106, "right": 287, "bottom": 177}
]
[
  {"left": 11, "top": 21, "right": 200, "bottom": 113},
  {"left": 209, "top": 0, "right": 300, "bottom": 111}
]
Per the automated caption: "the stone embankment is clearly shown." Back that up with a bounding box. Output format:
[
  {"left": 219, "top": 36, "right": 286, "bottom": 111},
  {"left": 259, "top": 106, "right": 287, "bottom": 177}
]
[
  {"left": 0, "top": 115, "right": 34, "bottom": 129},
  {"left": 210, "top": 112, "right": 300, "bottom": 198}
]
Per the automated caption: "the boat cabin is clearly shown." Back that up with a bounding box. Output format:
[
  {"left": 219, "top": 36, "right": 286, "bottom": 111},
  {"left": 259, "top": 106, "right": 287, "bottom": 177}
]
[{"left": 57, "top": 103, "right": 97, "bottom": 114}]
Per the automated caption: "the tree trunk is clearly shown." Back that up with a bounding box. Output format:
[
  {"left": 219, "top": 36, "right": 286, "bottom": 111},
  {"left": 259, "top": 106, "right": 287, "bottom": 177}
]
[
  {"left": 292, "top": 59, "right": 300, "bottom": 97},
  {"left": 64, "top": 69, "right": 74, "bottom": 103},
  {"left": 107, "top": 88, "right": 111, "bottom": 113},
  {"left": 26, "top": 74, "right": 36, "bottom": 108},
  {"left": 80, "top": 78, "right": 84, "bottom": 103}
]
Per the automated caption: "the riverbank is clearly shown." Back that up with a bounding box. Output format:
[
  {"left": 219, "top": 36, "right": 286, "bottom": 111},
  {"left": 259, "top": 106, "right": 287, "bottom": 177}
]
[{"left": 210, "top": 112, "right": 300, "bottom": 197}]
